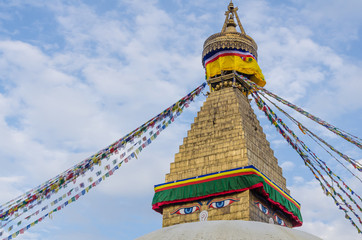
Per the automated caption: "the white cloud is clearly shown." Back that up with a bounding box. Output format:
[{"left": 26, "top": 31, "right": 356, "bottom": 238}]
[
  {"left": 0, "top": 176, "right": 24, "bottom": 203},
  {"left": 280, "top": 161, "right": 295, "bottom": 171},
  {"left": 300, "top": 0, "right": 362, "bottom": 44},
  {"left": 293, "top": 176, "right": 304, "bottom": 184},
  {"left": 291, "top": 179, "right": 361, "bottom": 240},
  {"left": 0, "top": 0, "right": 361, "bottom": 239}
]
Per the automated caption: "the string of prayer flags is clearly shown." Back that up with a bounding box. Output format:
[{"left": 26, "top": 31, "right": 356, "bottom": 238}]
[
  {"left": 259, "top": 92, "right": 362, "bottom": 173},
  {"left": 1, "top": 110, "right": 183, "bottom": 239},
  {"left": 0, "top": 82, "right": 206, "bottom": 239},
  {"left": 254, "top": 92, "right": 362, "bottom": 215},
  {"left": 251, "top": 90, "right": 362, "bottom": 234},
  {"left": 237, "top": 74, "right": 362, "bottom": 149}
]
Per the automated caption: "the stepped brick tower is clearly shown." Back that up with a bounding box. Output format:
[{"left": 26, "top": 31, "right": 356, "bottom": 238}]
[{"left": 151, "top": 2, "right": 302, "bottom": 229}]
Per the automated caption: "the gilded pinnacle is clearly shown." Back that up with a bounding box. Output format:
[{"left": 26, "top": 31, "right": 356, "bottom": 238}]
[
  {"left": 228, "top": 1, "right": 234, "bottom": 12},
  {"left": 202, "top": 2, "right": 258, "bottom": 60}
]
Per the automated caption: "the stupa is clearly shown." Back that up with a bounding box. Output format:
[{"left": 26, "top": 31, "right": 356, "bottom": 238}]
[{"left": 138, "top": 2, "right": 321, "bottom": 240}]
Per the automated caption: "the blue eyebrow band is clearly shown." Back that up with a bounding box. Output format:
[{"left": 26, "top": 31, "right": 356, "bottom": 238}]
[
  {"left": 197, "top": 201, "right": 203, "bottom": 206},
  {"left": 206, "top": 199, "right": 213, "bottom": 205}
]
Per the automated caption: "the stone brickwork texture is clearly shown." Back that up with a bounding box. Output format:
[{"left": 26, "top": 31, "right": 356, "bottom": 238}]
[{"left": 162, "top": 86, "right": 291, "bottom": 227}]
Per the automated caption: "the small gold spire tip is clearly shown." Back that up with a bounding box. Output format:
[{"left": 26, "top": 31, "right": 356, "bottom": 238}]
[{"left": 222, "top": 1, "right": 246, "bottom": 35}]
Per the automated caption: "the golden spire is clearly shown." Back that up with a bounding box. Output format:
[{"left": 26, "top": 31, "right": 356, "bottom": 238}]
[
  {"left": 222, "top": 1, "right": 246, "bottom": 34},
  {"left": 202, "top": 2, "right": 258, "bottom": 60},
  {"left": 202, "top": 2, "right": 266, "bottom": 88}
]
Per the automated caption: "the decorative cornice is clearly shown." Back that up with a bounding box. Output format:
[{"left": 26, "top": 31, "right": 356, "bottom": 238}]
[{"left": 202, "top": 32, "right": 258, "bottom": 60}]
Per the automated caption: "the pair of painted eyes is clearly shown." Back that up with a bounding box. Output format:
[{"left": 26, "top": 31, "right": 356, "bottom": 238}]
[
  {"left": 172, "top": 199, "right": 236, "bottom": 215},
  {"left": 255, "top": 202, "right": 286, "bottom": 226}
]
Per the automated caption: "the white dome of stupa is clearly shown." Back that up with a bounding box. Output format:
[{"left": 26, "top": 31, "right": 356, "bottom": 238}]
[{"left": 136, "top": 220, "right": 322, "bottom": 240}]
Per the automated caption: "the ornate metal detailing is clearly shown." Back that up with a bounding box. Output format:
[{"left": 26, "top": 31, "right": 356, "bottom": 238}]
[
  {"left": 202, "top": 32, "right": 258, "bottom": 60},
  {"left": 207, "top": 71, "right": 251, "bottom": 95},
  {"left": 202, "top": 1, "right": 258, "bottom": 61},
  {"left": 222, "top": 1, "right": 245, "bottom": 34}
]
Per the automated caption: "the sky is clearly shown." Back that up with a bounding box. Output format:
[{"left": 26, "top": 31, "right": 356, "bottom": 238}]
[{"left": 0, "top": 0, "right": 361, "bottom": 239}]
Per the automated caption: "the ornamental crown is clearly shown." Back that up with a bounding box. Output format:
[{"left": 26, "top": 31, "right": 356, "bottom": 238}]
[{"left": 202, "top": 2, "right": 258, "bottom": 62}]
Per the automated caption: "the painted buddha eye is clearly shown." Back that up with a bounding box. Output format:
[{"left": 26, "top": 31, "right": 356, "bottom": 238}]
[
  {"left": 208, "top": 198, "right": 238, "bottom": 209},
  {"left": 274, "top": 215, "right": 286, "bottom": 226},
  {"left": 255, "top": 201, "right": 269, "bottom": 215},
  {"left": 172, "top": 206, "right": 200, "bottom": 215}
]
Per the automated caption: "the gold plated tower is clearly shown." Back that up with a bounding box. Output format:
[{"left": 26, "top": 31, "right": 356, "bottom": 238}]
[{"left": 152, "top": 2, "right": 302, "bottom": 229}]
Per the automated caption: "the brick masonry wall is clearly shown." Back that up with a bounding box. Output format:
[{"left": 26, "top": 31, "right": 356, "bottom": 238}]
[{"left": 162, "top": 86, "right": 292, "bottom": 227}]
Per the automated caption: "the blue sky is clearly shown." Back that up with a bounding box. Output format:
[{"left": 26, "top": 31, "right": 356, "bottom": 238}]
[{"left": 0, "top": 0, "right": 361, "bottom": 239}]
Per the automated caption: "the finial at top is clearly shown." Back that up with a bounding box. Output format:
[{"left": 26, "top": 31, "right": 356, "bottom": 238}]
[
  {"left": 203, "top": 1, "right": 258, "bottom": 60},
  {"left": 228, "top": 1, "right": 234, "bottom": 11},
  {"left": 222, "top": 1, "right": 246, "bottom": 34}
]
